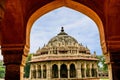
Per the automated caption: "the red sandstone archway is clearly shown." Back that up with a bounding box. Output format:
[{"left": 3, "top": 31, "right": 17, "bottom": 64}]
[
  {"left": 1, "top": 0, "right": 120, "bottom": 80},
  {"left": 26, "top": 0, "right": 106, "bottom": 54}
]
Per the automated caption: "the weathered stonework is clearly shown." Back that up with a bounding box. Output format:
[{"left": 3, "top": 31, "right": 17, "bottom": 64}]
[{"left": 29, "top": 27, "right": 99, "bottom": 80}]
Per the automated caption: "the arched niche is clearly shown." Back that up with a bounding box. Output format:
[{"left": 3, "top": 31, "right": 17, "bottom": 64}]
[
  {"left": 60, "top": 64, "right": 68, "bottom": 78},
  {"left": 52, "top": 64, "right": 58, "bottom": 78},
  {"left": 70, "top": 63, "right": 76, "bottom": 78}
]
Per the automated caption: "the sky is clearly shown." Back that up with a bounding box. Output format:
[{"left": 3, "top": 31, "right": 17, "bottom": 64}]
[
  {"left": 0, "top": 7, "right": 102, "bottom": 60},
  {"left": 30, "top": 7, "right": 102, "bottom": 55}
]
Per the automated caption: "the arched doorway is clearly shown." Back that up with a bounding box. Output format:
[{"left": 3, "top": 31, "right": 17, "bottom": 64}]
[
  {"left": 32, "top": 65, "right": 36, "bottom": 78},
  {"left": 29, "top": 5, "right": 102, "bottom": 80},
  {"left": 26, "top": 0, "right": 106, "bottom": 80},
  {"left": 38, "top": 65, "right": 41, "bottom": 78},
  {"left": 43, "top": 65, "right": 47, "bottom": 78},
  {"left": 91, "top": 64, "right": 97, "bottom": 77},
  {"left": 60, "top": 64, "right": 68, "bottom": 78},
  {"left": 70, "top": 63, "right": 76, "bottom": 78},
  {"left": 52, "top": 64, "right": 58, "bottom": 78},
  {"left": 86, "top": 64, "right": 90, "bottom": 77},
  {"left": 1, "top": 0, "right": 120, "bottom": 80}
]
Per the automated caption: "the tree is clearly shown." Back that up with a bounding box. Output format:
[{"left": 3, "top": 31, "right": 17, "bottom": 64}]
[
  {"left": 0, "top": 60, "right": 5, "bottom": 78},
  {"left": 24, "top": 53, "right": 33, "bottom": 78},
  {"left": 97, "top": 55, "right": 108, "bottom": 72}
]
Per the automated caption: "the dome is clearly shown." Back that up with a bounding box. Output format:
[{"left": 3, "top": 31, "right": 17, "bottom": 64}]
[
  {"left": 47, "top": 27, "right": 78, "bottom": 46},
  {"left": 35, "top": 27, "right": 91, "bottom": 55}
]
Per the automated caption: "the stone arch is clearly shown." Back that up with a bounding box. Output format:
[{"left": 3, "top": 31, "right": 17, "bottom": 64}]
[
  {"left": 26, "top": 0, "right": 106, "bottom": 53},
  {"left": 70, "top": 63, "right": 76, "bottom": 78},
  {"left": 32, "top": 65, "right": 36, "bottom": 78},
  {"left": 37, "top": 65, "right": 41, "bottom": 78},
  {"left": 52, "top": 64, "right": 58, "bottom": 78},
  {"left": 60, "top": 64, "right": 68, "bottom": 78},
  {"left": 91, "top": 64, "right": 97, "bottom": 77},
  {"left": 86, "top": 63, "right": 90, "bottom": 77},
  {"left": 43, "top": 64, "right": 47, "bottom": 78}
]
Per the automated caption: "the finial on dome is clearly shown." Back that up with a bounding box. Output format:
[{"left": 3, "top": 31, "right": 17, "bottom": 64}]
[
  {"left": 61, "top": 27, "right": 64, "bottom": 32},
  {"left": 58, "top": 27, "right": 68, "bottom": 35}
]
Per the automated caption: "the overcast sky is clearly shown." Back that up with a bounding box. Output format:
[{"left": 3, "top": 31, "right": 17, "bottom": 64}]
[{"left": 0, "top": 7, "right": 102, "bottom": 60}]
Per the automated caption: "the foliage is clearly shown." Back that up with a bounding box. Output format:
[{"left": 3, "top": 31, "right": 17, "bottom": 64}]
[
  {"left": 0, "top": 61, "right": 5, "bottom": 78},
  {"left": 97, "top": 55, "right": 108, "bottom": 72},
  {"left": 24, "top": 53, "right": 33, "bottom": 78}
]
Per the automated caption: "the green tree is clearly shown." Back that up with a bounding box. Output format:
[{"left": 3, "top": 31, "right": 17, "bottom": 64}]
[
  {"left": 24, "top": 53, "right": 33, "bottom": 78},
  {"left": 0, "top": 61, "right": 5, "bottom": 78},
  {"left": 97, "top": 55, "right": 108, "bottom": 72}
]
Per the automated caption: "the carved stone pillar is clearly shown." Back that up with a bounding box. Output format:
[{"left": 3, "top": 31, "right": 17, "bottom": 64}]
[
  {"left": 67, "top": 64, "right": 70, "bottom": 79},
  {"left": 41, "top": 64, "right": 43, "bottom": 79},
  {"left": 36, "top": 65, "right": 38, "bottom": 79},
  {"left": 29, "top": 65, "right": 32, "bottom": 79},
  {"left": 1, "top": 44, "right": 29, "bottom": 80},
  {"left": 89, "top": 64, "right": 92, "bottom": 77},
  {"left": 84, "top": 63, "right": 86, "bottom": 78},
  {"left": 77, "top": 64, "right": 82, "bottom": 78},
  {"left": 96, "top": 65, "right": 99, "bottom": 77},
  {"left": 47, "top": 63, "right": 51, "bottom": 80},
  {"left": 105, "top": 51, "right": 120, "bottom": 80},
  {"left": 58, "top": 63, "right": 60, "bottom": 79}
]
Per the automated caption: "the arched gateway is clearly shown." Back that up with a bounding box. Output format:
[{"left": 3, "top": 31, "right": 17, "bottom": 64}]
[
  {"left": 1, "top": 0, "right": 120, "bottom": 80},
  {"left": 29, "top": 27, "right": 99, "bottom": 80}
]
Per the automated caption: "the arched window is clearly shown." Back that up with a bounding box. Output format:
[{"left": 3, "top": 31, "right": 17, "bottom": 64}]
[
  {"left": 43, "top": 65, "right": 47, "bottom": 78},
  {"left": 52, "top": 64, "right": 58, "bottom": 78},
  {"left": 38, "top": 65, "right": 41, "bottom": 78},
  {"left": 92, "top": 64, "right": 97, "bottom": 77},
  {"left": 70, "top": 63, "right": 76, "bottom": 78},
  {"left": 32, "top": 65, "right": 36, "bottom": 78},
  {"left": 81, "top": 64, "right": 85, "bottom": 78},
  {"left": 86, "top": 64, "right": 90, "bottom": 77},
  {"left": 60, "top": 64, "right": 68, "bottom": 78}
]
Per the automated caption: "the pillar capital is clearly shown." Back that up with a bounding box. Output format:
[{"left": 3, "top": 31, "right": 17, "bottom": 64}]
[
  {"left": 1, "top": 43, "right": 29, "bottom": 80},
  {"left": 1, "top": 44, "right": 29, "bottom": 66},
  {"left": 104, "top": 51, "right": 120, "bottom": 64}
]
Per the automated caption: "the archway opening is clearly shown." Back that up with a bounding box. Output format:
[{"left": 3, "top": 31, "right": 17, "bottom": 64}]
[
  {"left": 86, "top": 64, "right": 90, "bottom": 77},
  {"left": 30, "top": 6, "right": 102, "bottom": 55},
  {"left": 38, "top": 65, "right": 41, "bottom": 78},
  {"left": 26, "top": 0, "right": 107, "bottom": 79},
  {"left": 60, "top": 64, "right": 68, "bottom": 78},
  {"left": 92, "top": 64, "right": 97, "bottom": 77},
  {"left": 52, "top": 64, "right": 58, "bottom": 78},
  {"left": 32, "top": 65, "right": 36, "bottom": 79},
  {"left": 70, "top": 63, "right": 76, "bottom": 78},
  {"left": 26, "top": 0, "right": 106, "bottom": 53},
  {"left": 43, "top": 65, "right": 47, "bottom": 78},
  {"left": 28, "top": 7, "right": 104, "bottom": 79}
]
